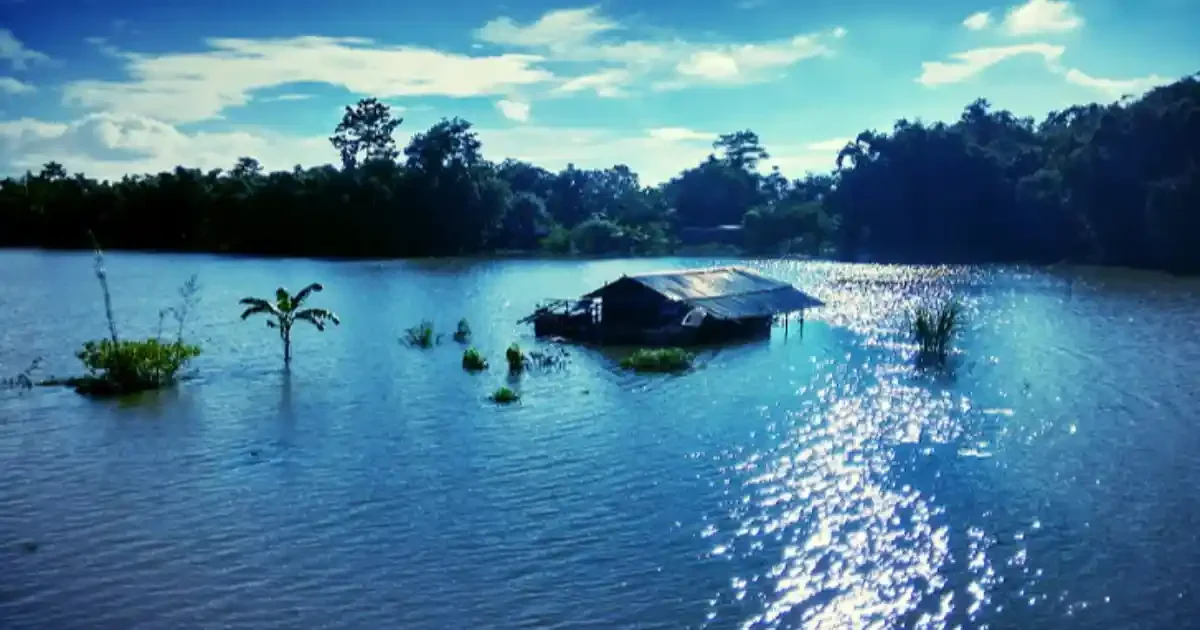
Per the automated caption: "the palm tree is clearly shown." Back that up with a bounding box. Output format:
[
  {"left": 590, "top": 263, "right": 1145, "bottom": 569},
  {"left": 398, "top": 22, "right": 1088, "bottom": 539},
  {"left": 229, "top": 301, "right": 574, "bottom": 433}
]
[{"left": 239, "top": 283, "right": 340, "bottom": 364}]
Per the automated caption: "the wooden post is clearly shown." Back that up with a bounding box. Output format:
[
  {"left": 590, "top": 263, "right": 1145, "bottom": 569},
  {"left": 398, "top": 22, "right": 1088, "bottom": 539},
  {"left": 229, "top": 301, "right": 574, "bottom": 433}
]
[{"left": 784, "top": 314, "right": 789, "bottom": 339}]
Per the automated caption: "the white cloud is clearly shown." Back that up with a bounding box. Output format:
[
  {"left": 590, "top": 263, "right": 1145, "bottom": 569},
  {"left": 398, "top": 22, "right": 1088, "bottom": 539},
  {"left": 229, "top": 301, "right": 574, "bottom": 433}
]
[
  {"left": 0, "top": 76, "right": 35, "bottom": 94},
  {"left": 0, "top": 113, "right": 331, "bottom": 180},
  {"left": 62, "top": 36, "right": 554, "bottom": 123},
  {"left": 477, "top": 8, "right": 840, "bottom": 94},
  {"left": 963, "top": 11, "right": 992, "bottom": 31},
  {"left": 805, "top": 137, "right": 851, "bottom": 152},
  {"left": 0, "top": 28, "right": 51, "bottom": 70},
  {"left": 553, "top": 68, "right": 631, "bottom": 97},
  {"left": 1064, "top": 68, "right": 1173, "bottom": 98},
  {"left": 496, "top": 99, "right": 531, "bottom": 122},
  {"left": 647, "top": 127, "right": 713, "bottom": 142},
  {"left": 1002, "top": 0, "right": 1083, "bottom": 35},
  {"left": 476, "top": 7, "right": 619, "bottom": 48},
  {"left": 260, "top": 93, "right": 314, "bottom": 102},
  {"left": 917, "top": 43, "right": 1064, "bottom": 86}
]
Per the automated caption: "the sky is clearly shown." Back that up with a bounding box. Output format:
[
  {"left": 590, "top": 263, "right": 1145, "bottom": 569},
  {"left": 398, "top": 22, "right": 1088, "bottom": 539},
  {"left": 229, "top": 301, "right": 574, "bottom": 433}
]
[{"left": 0, "top": 0, "right": 1196, "bottom": 184}]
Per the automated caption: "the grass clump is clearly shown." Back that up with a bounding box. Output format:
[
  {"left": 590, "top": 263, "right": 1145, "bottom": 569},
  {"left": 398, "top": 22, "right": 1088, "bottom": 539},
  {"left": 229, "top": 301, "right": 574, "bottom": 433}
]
[
  {"left": 462, "top": 348, "right": 488, "bottom": 372},
  {"left": 453, "top": 318, "right": 472, "bottom": 343},
  {"left": 2, "top": 357, "right": 41, "bottom": 391},
  {"left": 911, "top": 300, "right": 964, "bottom": 367},
  {"left": 403, "top": 320, "right": 442, "bottom": 348},
  {"left": 620, "top": 348, "right": 695, "bottom": 373},
  {"left": 70, "top": 339, "right": 201, "bottom": 396},
  {"left": 489, "top": 386, "right": 520, "bottom": 404},
  {"left": 505, "top": 343, "right": 526, "bottom": 373}
]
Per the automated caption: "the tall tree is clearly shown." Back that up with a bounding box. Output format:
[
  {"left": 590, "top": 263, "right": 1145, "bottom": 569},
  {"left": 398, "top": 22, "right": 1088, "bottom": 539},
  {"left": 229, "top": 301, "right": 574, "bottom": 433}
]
[
  {"left": 714, "top": 130, "right": 769, "bottom": 171},
  {"left": 330, "top": 98, "right": 403, "bottom": 170}
]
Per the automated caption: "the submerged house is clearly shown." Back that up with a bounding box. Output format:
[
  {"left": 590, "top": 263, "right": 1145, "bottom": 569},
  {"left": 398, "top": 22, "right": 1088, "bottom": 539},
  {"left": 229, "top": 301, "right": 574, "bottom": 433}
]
[{"left": 522, "top": 266, "right": 825, "bottom": 346}]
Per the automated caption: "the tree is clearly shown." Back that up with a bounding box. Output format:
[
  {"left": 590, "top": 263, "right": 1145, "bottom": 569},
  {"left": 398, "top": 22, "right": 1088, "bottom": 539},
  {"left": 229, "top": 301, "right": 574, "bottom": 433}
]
[
  {"left": 330, "top": 98, "right": 403, "bottom": 169},
  {"left": 714, "top": 130, "right": 769, "bottom": 171},
  {"left": 231, "top": 156, "right": 263, "bottom": 179},
  {"left": 239, "top": 283, "right": 340, "bottom": 365}
]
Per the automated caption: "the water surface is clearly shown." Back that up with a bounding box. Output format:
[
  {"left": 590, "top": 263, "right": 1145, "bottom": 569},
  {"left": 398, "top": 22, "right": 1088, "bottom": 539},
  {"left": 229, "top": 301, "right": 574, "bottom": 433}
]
[{"left": 2, "top": 251, "right": 1198, "bottom": 629}]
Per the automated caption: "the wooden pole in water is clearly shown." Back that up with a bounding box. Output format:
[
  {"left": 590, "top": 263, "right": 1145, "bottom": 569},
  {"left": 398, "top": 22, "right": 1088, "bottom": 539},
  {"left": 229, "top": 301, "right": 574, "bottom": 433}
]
[{"left": 784, "top": 314, "right": 789, "bottom": 339}]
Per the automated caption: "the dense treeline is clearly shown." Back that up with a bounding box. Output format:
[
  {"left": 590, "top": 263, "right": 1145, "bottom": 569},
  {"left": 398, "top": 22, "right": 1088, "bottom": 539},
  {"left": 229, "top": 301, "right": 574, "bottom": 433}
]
[{"left": 1, "top": 75, "right": 1197, "bottom": 272}]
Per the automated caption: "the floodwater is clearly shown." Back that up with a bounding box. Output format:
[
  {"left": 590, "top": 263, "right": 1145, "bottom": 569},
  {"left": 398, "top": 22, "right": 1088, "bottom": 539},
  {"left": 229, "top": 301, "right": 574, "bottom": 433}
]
[{"left": 1, "top": 250, "right": 1198, "bottom": 629}]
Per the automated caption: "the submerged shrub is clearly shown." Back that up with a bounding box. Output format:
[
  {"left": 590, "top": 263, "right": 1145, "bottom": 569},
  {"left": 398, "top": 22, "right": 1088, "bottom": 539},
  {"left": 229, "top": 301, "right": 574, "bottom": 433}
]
[
  {"left": 403, "top": 320, "right": 442, "bottom": 348},
  {"left": 71, "top": 338, "right": 201, "bottom": 396},
  {"left": 2, "top": 357, "right": 41, "bottom": 390},
  {"left": 490, "top": 386, "right": 520, "bottom": 404},
  {"left": 911, "top": 300, "right": 963, "bottom": 367},
  {"left": 453, "top": 318, "right": 472, "bottom": 344},
  {"left": 620, "top": 348, "right": 695, "bottom": 373},
  {"left": 526, "top": 347, "right": 569, "bottom": 371},
  {"left": 462, "top": 347, "right": 488, "bottom": 372},
  {"left": 505, "top": 343, "right": 526, "bottom": 373}
]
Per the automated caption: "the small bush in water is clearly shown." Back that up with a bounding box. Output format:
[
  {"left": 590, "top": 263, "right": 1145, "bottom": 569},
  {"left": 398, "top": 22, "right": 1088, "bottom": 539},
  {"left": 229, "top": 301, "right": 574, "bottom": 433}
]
[
  {"left": 462, "top": 348, "right": 488, "bottom": 372},
  {"left": 490, "top": 386, "right": 520, "bottom": 404},
  {"left": 620, "top": 348, "right": 694, "bottom": 373},
  {"left": 453, "top": 319, "right": 472, "bottom": 344},
  {"left": 911, "top": 300, "right": 963, "bottom": 367},
  {"left": 505, "top": 343, "right": 526, "bottom": 373},
  {"left": 71, "top": 338, "right": 201, "bottom": 396},
  {"left": 403, "top": 320, "right": 442, "bottom": 348}
]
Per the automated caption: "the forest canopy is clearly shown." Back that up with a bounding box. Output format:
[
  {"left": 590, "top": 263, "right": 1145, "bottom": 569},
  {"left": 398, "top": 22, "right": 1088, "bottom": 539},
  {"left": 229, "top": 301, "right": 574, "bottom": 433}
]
[{"left": 2, "top": 76, "right": 1198, "bottom": 273}]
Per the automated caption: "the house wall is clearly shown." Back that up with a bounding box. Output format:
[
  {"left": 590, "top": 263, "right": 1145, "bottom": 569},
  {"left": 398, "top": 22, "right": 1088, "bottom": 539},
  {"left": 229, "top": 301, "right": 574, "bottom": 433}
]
[{"left": 593, "top": 279, "right": 686, "bottom": 328}]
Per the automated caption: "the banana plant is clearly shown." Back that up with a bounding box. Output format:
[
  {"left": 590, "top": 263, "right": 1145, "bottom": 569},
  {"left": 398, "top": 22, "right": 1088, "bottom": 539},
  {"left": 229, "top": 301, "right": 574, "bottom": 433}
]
[{"left": 239, "top": 283, "right": 340, "bottom": 364}]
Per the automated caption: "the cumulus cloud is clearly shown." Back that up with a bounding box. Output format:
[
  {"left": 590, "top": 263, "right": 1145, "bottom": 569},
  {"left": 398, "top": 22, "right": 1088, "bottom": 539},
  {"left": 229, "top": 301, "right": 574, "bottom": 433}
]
[
  {"left": 0, "top": 76, "right": 35, "bottom": 94},
  {"left": 963, "top": 11, "right": 992, "bottom": 31},
  {"left": 1064, "top": 68, "right": 1173, "bottom": 98},
  {"left": 0, "top": 28, "right": 51, "bottom": 70},
  {"left": 917, "top": 43, "right": 1065, "bottom": 86},
  {"left": 476, "top": 7, "right": 841, "bottom": 94},
  {"left": 62, "top": 36, "right": 554, "bottom": 123},
  {"left": 1002, "top": 0, "right": 1083, "bottom": 35},
  {"left": 476, "top": 7, "right": 619, "bottom": 48},
  {"left": 495, "top": 99, "right": 531, "bottom": 122},
  {"left": 553, "top": 68, "right": 631, "bottom": 97},
  {"left": 0, "top": 113, "right": 331, "bottom": 180}
]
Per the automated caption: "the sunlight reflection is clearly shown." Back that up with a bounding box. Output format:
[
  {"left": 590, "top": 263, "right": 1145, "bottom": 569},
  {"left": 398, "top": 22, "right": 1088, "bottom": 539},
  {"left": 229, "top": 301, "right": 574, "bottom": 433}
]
[{"left": 704, "top": 263, "right": 1004, "bottom": 629}]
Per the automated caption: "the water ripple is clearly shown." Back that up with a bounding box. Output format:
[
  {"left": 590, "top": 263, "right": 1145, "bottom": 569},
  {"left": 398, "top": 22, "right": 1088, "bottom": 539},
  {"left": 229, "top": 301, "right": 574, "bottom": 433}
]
[{"left": 3, "top": 253, "right": 1200, "bottom": 629}]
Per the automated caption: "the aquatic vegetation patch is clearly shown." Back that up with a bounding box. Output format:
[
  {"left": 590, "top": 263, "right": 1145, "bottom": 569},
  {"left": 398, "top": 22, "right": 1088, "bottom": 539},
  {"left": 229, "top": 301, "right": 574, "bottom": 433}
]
[
  {"left": 620, "top": 348, "right": 695, "bottom": 373},
  {"left": 453, "top": 318, "right": 472, "bottom": 344},
  {"left": 505, "top": 343, "right": 526, "bottom": 373},
  {"left": 64, "top": 338, "right": 201, "bottom": 396},
  {"left": 2, "top": 357, "right": 41, "bottom": 390},
  {"left": 911, "top": 299, "right": 963, "bottom": 368},
  {"left": 42, "top": 233, "right": 206, "bottom": 397},
  {"left": 403, "top": 320, "right": 442, "bottom": 348},
  {"left": 462, "top": 347, "right": 488, "bottom": 372},
  {"left": 489, "top": 386, "right": 520, "bottom": 404}
]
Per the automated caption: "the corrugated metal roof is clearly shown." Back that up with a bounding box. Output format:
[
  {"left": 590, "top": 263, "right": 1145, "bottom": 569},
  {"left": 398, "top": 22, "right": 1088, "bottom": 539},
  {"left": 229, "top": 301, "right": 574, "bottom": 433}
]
[{"left": 587, "top": 266, "right": 825, "bottom": 319}]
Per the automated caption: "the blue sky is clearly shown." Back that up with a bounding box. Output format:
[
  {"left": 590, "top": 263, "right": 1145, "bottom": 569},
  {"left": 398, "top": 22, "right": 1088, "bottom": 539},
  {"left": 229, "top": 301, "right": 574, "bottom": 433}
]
[{"left": 1, "top": 0, "right": 1196, "bottom": 183}]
